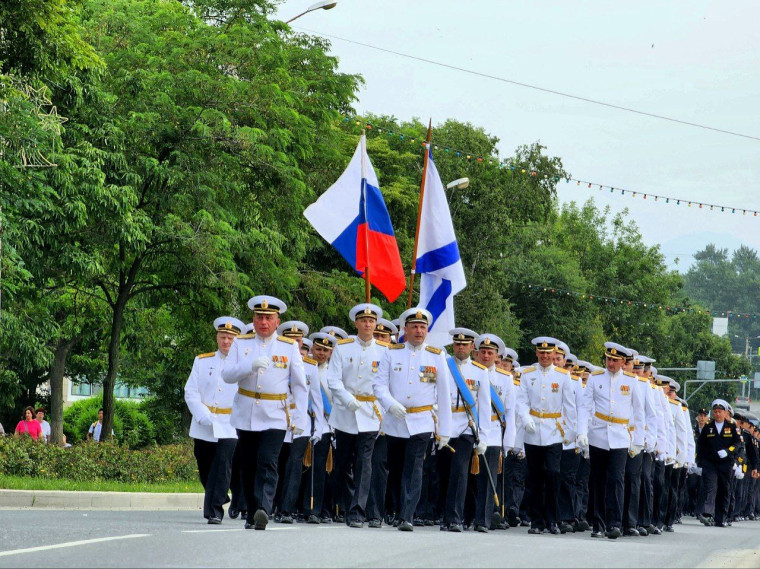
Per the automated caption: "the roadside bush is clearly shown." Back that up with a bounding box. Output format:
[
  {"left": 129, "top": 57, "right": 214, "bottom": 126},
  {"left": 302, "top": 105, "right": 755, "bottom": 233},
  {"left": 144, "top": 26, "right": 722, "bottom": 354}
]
[
  {"left": 139, "top": 396, "right": 184, "bottom": 445},
  {"left": 63, "top": 396, "right": 156, "bottom": 448},
  {"left": 0, "top": 436, "right": 197, "bottom": 483}
]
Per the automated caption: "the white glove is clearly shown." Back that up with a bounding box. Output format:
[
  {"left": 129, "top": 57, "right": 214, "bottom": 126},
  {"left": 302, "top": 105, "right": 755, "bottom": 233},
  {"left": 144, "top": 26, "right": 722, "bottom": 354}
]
[
  {"left": 252, "top": 356, "right": 270, "bottom": 372},
  {"left": 736, "top": 467, "right": 745, "bottom": 480},
  {"left": 717, "top": 449, "right": 728, "bottom": 459},
  {"left": 517, "top": 450, "right": 526, "bottom": 460},
  {"left": 644, "top": 442, "right": 655, "bottom": 453},
  {"left": 581, "top": 447, "right": 590, "bottom": 460},
  {"left": 629, "top": 445, "right": 643, "bottom": 457},
  {"left": 310, "top": 433, "right": 322, "bottom": 445},
  {"left": 524, "top": 418, "right": 537, "bottom": 434},
  {"left": 475, "top": 440, "right": 488, "bottom": 456},
  {"left": 576, "top": 434, "right": 589, "bottom": 449},
  {"left": 694, "top": 466, "right": 703, "bottom": 476},
  {"left": 665, "top": 457, "right": 675, "bottom": 466},
  {"left": 198, "top": 414, "right": 214, "bottom": 427},
  {"left": 346, "top": 397, "right": 362, "bottom": 412},
  {"left": 436, "top": 436, "right": 450, "bottom": 450},
  {"left": 389, "top": 402, "right": 407, "bottom": 419}
]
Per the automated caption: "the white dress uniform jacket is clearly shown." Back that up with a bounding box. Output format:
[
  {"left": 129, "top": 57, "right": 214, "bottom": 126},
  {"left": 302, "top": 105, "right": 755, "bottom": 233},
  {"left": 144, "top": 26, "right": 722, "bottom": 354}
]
[
  {"left": 185, "top": 350, "right": 238, "bottom": 442},
  {"left": 484, "top": 366, "right": 516, "bottom": 450},
  {"left": 318, "top": 363, "right": 333, "bottom": 437},
  {"left": 326, "top": 337, "right": 388, "bottom": 434},
  {"left": 449, "top": 357, "right": 491, "bottom": 441},
  {"left": 222, "top": 333, "right": 308, "bottom": 434},
  {"left": 668, "top": 397, "right": 689, "bottom": 465},
  {"left": 681, "top": 404, "right": 695, "bottom": 466},
  {"left": 579, "top": 370, "right": 645, "bottom": 451},
  {"left": 516, "top": 365, "right": 577, "bottom": 447},
  {"left": 636, "top": 376, "right": 660, "bottom": 452},
  {"left": 512, "top": 375, "right": 526, "bottom": 452},
  {"left": 650, "top": 383, "right": 669, "bottom": 458},
  {"left": 562, "top": 374, "right": 584, "bottom": 451},
  {"left": 655, "top": 386, "right": 676, "bottom": 461},
  {"left": 285, "top": 357, "right": 324, "bottom": 443},
  {"left": 373, "top": 342, "right": 452, "bottom": 439}
]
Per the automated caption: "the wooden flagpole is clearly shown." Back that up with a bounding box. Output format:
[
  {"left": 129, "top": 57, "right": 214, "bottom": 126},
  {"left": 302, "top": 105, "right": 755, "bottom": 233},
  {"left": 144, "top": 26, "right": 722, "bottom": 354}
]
[
  {"left": 361, "top": 130, "right": 371, "bottom": 303},
  {"left": 406, "top": 119, "right": 432, "bottom": 309}
]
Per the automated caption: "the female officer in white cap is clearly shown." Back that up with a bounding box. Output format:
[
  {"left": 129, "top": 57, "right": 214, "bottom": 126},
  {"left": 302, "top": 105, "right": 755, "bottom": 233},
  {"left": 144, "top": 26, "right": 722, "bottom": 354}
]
[
  {"left": 222, "top": 295, "right": 308, "bottom": 530},
  {"left": 184, "top": 316, "right": 245, "bottom": 524}
]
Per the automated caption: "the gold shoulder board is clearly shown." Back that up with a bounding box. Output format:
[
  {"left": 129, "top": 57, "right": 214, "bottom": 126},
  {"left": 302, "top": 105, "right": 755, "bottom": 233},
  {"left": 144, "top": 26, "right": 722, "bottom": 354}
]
[
  {"left": 472, "top": 361, "right": 487, "bottom": 370},
  {"left": 521, "top": 366, "right": 537, "bottom": 374},
  {"left": 338, "top": 338, "right": 355, "bottom": 345},
  {"left": 495, "top": 368, "right": 511, "bottom": 376},
  {"left": 570, "top": 375, "right": 580, "bottom": 381},
  {"left": 303, "top": 356, "right": 317, "bottom": 365},
  {"left": 555, "top": 367, "right": 569, "bottom": 374},
  {"left": 622, "top": 371, "right": 635, "bottom": 377},
  {"left": 425, "top": 346, "right": 443, "bottom": 355},
  {"left": 638, "top": 376, "right": 648, "bottom": 383},
  {"left": 237, "top": 333, "right": 255, "bottom": 339},
  {"left": 375, "top": 340, "right": 390, "bottom": 348},
  {"left": 591, "top": 370, "right": 605, "bottom": 376},
  {"left": 390, "top": 343, "right": 405, "bottom": 350},
  {"left": 198, "top": 352, "right": 215, "bottom": 359},
  {"left": 277, "top": 335, "right": 295, "bottom": 344}
]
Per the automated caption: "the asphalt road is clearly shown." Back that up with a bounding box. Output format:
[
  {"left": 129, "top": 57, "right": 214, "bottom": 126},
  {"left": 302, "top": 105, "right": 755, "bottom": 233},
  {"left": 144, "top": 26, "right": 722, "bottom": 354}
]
[{"left": 0, "top": 510, "right": 758, "bottom": 568}]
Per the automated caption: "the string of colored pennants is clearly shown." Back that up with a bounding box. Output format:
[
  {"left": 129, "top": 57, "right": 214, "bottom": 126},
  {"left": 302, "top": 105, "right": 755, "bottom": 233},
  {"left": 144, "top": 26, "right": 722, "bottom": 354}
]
[
  {"left": 518, "top": 281, "right": 760, "bottom": 319},
  {"left": 343, "top": 116, "right": 760, "bottom": 218}
]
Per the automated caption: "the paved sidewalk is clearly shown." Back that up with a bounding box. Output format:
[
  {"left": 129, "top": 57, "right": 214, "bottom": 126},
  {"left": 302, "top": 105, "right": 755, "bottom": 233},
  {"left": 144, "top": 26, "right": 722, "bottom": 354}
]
[{"left": 0, "top": 489, "right": 203, "bottom": 510}]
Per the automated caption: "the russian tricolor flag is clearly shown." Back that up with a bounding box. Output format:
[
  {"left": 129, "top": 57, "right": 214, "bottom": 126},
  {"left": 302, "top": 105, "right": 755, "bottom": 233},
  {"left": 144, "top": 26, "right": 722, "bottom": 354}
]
[{"left": 304, "top": 134, "right": 406, "bottom": 302}]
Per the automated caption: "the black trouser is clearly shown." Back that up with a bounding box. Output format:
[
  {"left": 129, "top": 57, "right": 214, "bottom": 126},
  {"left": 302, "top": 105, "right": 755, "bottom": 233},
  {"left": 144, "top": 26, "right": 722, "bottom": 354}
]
[
  {"left": 193, "top": 438, "right": 236, "bottom": 520},
  {"left": 333, "top": 430, "right": 376, "bottom": 523},
  {"left": 701, "top": 460, "right": 732, "bottom": 524},
  {"left": 665, "top": 465, "right": 682, "bottom": 526},
  {"left": 474, "top": 445, "right": 500, "bottom": 528},
  {"left": 366, "top": 433, "right": 388, "bottom": 522},
  {"left": 504, "top": 451, "right": 527, "bottom": 520},
  {"left": 677, "top": 468, "right": 688, "bottom": 518},
  {"left": 622, "top": 450, "right": 644, "bottom": 529},
  {"left": 416, "top": 438, "right": 439, "bottom": 521},
  {"left": 558, "top": 448, "right": 581, "bottom": 523},
  {"left": 589, "top": 446, "right": 627, "bottom": 531},
  {"left": 653, "top": 460, "right": 669, "bottom": 528},
  {"left": 576, "top": 456, "right": 591, "bottom": 522},
  {"left": 229, "top": 442, "right": 247, "bottom": 514},
  {"left": 387, "top": 433, "right": 430, "bottom": 523},
  {"left": 302, "top": 433, "right": 333, "bottom": 518},
  {"left": 237, "top": 428, "right": 286, "bottom": 523},
  {"left": 638, "top": 452, "right": 654, "bottom": 527},
  {"left": 524, "top": 442, "right": 562, "bottom": 529},
  {"left": 439, "top": 434, "right": 474, "bottom": 525},
  {"left": 279, "top": 436, "right": 309, "bottom": 515}
]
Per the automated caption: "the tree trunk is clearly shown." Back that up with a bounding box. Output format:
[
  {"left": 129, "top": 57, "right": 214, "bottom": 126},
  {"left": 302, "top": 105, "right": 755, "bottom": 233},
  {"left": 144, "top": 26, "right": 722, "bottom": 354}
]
[
  {"left": 102, "top": 289, "right": 130, "bottom": 442},
  {"left": 49, "top": 337, "right": 76, "bottom": 446}
]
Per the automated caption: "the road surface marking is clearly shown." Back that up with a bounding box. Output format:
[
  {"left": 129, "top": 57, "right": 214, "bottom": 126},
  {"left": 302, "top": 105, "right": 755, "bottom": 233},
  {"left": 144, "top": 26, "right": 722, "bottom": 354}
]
[{"left": 0, "top": 534, "right": 149, "bottom": 557}]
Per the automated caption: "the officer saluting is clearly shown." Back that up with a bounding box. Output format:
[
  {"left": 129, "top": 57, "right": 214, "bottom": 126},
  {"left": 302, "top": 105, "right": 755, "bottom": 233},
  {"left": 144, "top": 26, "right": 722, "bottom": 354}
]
[
  {"left": 577, "top": 342, "right": 645, "bottom": 539},
  {"left": 184, "top": 316, "right": 245, "bottom": 524},
  {"left": 373, "top": 307, "right": 452, "bottom": 531},
  {"left": 326, "top": 303, "right": 388, "bottom": 528},
  {"left": 696, "top": 399, "right": 743, "bottom": 527},
  {"left": 222, "top": 296, "right": 308, "bottom": 530}
]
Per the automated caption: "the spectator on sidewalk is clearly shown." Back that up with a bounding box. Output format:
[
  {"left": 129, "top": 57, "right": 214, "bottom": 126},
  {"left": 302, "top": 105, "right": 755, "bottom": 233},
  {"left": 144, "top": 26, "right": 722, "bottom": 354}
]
[
  {"left": 62, "top": 434, "right": 72, "bottom": 448},
  {"left": 87, "top": 408, "right": 114, "bottom": 442},
  {"left": 36, "top": 408, "right": 51, "bottom": 443},
  {"left": 15, "top": 406, "right": 43, "bottom": 440}
]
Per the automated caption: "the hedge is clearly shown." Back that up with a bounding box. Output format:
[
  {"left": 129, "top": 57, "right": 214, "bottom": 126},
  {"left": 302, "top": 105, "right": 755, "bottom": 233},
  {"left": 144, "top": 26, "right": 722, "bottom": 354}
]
[
  {"left": 0, "top": 436, "right": 198, "bottom": 484},
  {"left": 63, "top": 395, "right": 156, "bottom": 448}
]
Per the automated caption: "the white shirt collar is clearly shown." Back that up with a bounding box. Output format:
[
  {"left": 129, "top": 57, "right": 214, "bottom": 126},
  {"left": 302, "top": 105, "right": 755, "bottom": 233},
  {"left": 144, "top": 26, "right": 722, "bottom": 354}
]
[
  {"left": 357, "top": 336, "right": 374, "bottom": 348},
  {"left": 407, "top": 342, "right": 425, "bottom": 352}
]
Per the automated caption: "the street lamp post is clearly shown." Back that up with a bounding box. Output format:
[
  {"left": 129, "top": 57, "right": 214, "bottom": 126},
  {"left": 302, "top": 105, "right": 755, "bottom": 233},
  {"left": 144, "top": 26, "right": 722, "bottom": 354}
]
[
  {"left": 285, "top": 1, "right": 337, "bottom": 24},
  {"left": 446, "top": 178, "right": 469, "bottom": 190}
]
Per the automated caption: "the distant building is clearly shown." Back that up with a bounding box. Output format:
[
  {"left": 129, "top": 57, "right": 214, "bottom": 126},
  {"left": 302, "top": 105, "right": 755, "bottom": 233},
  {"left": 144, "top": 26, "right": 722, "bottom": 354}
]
[{"left": 37, "top": 377, "right": 150, "bottom": 408}]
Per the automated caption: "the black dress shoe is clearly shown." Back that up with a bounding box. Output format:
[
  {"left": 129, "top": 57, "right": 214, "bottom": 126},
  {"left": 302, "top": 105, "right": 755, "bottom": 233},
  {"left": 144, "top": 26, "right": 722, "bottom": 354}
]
[
  {"left": 528, "top": 527, "right": 543, "bottom": 535},
  {"left": 239, "top": 510, "right": 247, "bottom": 520},
  {"left": 715, "top": 522, "right": 727, "bottom": 527},
  {"left": 590, "top": 530, "right": 604, "bottom": 538},
  {"left": 646, "top": 524, "right": 656, "bottom": 534},
  {"left": 605, "top": 527, "right": 621, "bottom": 539},
  {"left": 650, "top": 526, "right": 662, "bottom": 535},
  {"left": 623, "top": 527, "right": 639, "bottom": 537},
  {"left": 349, "top": 520, "right": 363, "bottom": 528},
  {"left": 307, "top": 514, "right": 320, "bottom": 524},
  {"left": 520, "top": 519, "right": 531, "bottom": 527},
  {"left": 253, "top": 509, "right": 268, "bottom": 530},
  {"left": 279, "top": 514, "right": 294, "bottom": 524},
  {"left": 474, "top": 524, "right": 488, "bottom": 533},
  {"left": 424, "top": 519, "right": 434, "bottom": 526},
  {"left": 413, "top": 518, "right": 425, "bottom": 527},
  {"left": 207, "top": 517, "right": 222, "bottom": 525},
  {"left": 319, "top": 516, "right": 332, "bottom": 524},
  {"left": 664, "top": 525, "right": 674, "bottom": 532},
  {"left": 448, "top": 523, "right": 463, "bottom": 533},
  {"left": 547, "top": 524, "right": 561, "bottom": 535},
  {"left": 579, "top": 520, "right": 590, "bottom": 531},
  {"left": 368, "top": 519, "right": 382, "bottom": 528},
  {"left": 636, "top": 526, "right": 648, "bottom": 536},
  {"left": 398, "top": 520, "right": 414, "bottom": 532},
  {"left": 244, "top": 522, "right": 255, "bottom": 529},
  {"left": 334, "top": 514, "right": 345, "bottom": 524},
  {"left": 698, "top": 514, "right": 713, "bottom": 526},
  {"left": 228, "top": 508, "right": 240, "bottom": 520},
  {"left": 273, "top": 514, "right": 282, "bottom": 523},
  {"left": 559, "top": 521, "right": 574, "bottom": 534}
]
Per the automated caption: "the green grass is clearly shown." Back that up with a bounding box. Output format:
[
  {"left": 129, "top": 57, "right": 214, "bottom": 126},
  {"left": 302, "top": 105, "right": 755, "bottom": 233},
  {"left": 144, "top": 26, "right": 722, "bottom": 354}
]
[{"left": 0, "top": 475, "right": 203, "bottom": 493}]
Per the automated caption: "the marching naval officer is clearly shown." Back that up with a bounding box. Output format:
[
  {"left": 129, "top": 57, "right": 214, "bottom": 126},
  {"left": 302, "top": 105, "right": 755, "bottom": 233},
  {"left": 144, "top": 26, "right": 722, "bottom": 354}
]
[
  {"left": 577, "top": 342, "right": 645, "bottom": 539},
  {"left": 326, "top": 303, "right": 388, "bottom": 528},
  {"left": 222, "top": 295, "right": 308, "bottom": 530},
  {"left": 373, "top": 307, "right": 452, "bottom": 531},
  {"left": 184, "top": 316, "right": 245, "bottom": 524}
]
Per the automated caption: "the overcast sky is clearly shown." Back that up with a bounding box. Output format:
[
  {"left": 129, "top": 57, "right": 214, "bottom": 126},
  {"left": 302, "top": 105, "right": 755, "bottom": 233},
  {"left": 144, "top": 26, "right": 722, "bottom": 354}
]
[{"left": 280, "top": 0, "right": 760, "bottom": 271}]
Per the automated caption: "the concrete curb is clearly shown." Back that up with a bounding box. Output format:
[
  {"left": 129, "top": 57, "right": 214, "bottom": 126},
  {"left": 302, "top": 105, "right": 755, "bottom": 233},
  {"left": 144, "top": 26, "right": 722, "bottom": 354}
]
[{"left": 0, "top": 489, "right": 204, "bottom": 510}]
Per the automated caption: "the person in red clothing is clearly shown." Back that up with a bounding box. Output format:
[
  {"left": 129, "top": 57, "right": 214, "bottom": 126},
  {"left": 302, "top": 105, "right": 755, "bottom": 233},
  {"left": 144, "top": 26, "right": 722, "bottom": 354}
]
[{"left": 14, "top": 406, "right": 43, "bottom": 440}]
